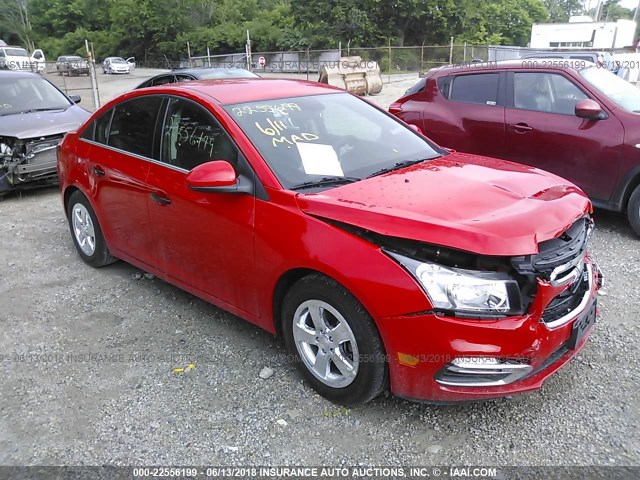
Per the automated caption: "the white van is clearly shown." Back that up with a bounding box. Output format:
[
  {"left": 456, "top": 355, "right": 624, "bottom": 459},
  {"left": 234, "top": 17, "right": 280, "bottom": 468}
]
[{"left": 0, "top": 46, "right": 45, "bottom": 72}]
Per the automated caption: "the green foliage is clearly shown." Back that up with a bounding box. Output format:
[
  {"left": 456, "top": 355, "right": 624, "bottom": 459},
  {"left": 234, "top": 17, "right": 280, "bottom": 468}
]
[
  {"left": 456, "top": 0, "right": 549, "bottom": 46},
  {"left": 601, "top": 1, "right": 633, "bottom": 22},
  {"left": 8, "top": 0, "right": 581, "bottom": 62},
  {"left": 543, "top": 0, "right": 585, "bottom": 23}
]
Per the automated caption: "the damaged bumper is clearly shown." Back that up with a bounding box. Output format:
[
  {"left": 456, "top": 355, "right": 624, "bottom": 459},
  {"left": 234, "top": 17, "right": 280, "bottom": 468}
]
[
  {"left": 1, "top": 135, "right": 62, "bottom": 193},
  {"left": 378, "top": 258, "right": 602, "bottom": 403}
]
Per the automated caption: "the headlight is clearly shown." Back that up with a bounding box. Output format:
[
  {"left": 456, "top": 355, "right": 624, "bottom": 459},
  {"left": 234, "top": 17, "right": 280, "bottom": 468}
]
[{"left": 387, "top": 251, "right": 522, "bottom": 316}]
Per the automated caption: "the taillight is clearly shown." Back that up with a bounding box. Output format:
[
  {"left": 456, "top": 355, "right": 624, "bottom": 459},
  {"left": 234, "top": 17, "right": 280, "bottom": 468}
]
[{"left": 389, "top": 102, "right": 403, "bottom": 115}]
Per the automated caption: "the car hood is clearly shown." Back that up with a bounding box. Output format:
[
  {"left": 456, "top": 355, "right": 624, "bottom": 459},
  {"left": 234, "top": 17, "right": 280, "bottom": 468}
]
[
  {"left": 296, "top": 152, "right": 591, "bottom": 256},
  {"left": 0, "top": 105, "right": 90, "bottom": 139}
]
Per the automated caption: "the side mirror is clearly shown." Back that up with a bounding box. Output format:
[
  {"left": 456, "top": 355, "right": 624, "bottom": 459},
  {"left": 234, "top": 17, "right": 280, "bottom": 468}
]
[
  {"left": 185, "top": 160, "right": 253, "bottom": 194},
  {"left": 69, "top": 94, "right": 81, "bottom": 104},
  {"left": 575, "top": 99, "right": 605, "bottom": 120}
]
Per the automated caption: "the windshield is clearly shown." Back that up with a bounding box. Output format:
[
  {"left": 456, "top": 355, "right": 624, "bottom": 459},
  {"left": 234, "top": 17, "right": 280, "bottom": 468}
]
[
  {"left": 6, "top": 48, "right": 28, "bottom": 57},
  {"left": 225, "top": 92, "right": 442, "bottom": 190},
  {"left": 111, "top": 58, "right": 126, "bottom": 63},
  {"left": 580, "top": 66, "right": 640, "bottom": 112},
  {"left": 0, "top": 76, "right": 71, "bottom": 116}
]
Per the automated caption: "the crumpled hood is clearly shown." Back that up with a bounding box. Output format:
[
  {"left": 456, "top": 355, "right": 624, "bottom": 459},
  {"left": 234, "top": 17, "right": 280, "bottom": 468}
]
[
  {"left": 296, "top": 152, "right": 591, "bottom": 256},
  {"left": 0, "top": 105, "right": 90, "bottom": 139}
]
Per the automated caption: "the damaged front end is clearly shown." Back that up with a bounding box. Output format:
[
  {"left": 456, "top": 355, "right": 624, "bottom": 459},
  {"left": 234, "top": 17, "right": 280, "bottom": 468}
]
[{"left": 0, "top": 134, "right": 62, "bottom": 194}]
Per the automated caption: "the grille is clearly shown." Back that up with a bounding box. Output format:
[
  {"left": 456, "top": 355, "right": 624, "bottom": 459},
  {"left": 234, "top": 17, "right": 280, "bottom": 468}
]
[
  {"left": 512, "top": 216, "right": 593, "bottom": 280},
  {"left": 511, "top": 217, "right": 593, "bottom": 324},
  {"left": 542, "top": 266, "right": 590, "bottom": 323}
]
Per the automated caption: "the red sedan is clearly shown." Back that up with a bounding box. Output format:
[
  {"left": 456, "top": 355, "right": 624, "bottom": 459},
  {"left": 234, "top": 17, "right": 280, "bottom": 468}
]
[{"left": 58, "top": 78, "right": 602, "bottom": 404}]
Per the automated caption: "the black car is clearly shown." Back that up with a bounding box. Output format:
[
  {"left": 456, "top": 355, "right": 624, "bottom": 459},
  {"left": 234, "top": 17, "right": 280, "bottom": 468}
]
[
  {"left": 0, "top": 70, "right": 90, "bottom": 194},
  {"left": 56, "top": 56, "right": 90, "bottom": 76},
  {"left": 136, "top": 67, "right": 258, "bottom": 89}
]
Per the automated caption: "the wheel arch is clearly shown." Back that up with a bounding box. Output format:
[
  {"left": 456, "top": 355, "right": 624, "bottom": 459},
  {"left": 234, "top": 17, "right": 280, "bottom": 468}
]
[
  {"left": 611, "top": 165, "right": 640, "bottom": 212},
  {"left": 272, "top": 268, "right": 317, "bottom": 339},
  {"left": 271, "top": 267, "right": 384, "bottom": 345},
  {"left": 622, "top": 174, "right": 640, "bottom": 213},
  {"left": 63, "top": 185, "right": 82, "bottom": 217}
]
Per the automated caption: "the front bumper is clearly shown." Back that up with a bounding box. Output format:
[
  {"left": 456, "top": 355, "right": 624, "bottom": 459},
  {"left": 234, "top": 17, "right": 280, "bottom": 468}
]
[
  {"left": 1, "top": 137, "right": 61, "bottom": 191},
  {"left": 377, "top": 257, "right": 602, "bottom": 402}
]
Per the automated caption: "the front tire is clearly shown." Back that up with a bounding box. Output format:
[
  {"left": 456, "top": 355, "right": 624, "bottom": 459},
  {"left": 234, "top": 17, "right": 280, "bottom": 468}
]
[
  {"left": 66, "top": 191, "right": 116, "bottom": 267},
  {"left": 628, "top": 185, "right": 640, "bottom": 236},
  {"left": 282, "top": 274, "right": 387, "bottom": 405}
]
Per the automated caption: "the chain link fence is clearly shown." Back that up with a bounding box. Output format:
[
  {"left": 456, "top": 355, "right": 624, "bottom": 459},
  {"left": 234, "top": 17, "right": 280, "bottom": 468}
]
[{"left": 185, "top": 44, "right": 521, "bottom": 81}]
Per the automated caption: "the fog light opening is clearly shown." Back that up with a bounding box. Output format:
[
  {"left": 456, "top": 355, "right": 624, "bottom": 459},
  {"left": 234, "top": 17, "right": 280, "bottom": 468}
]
[{"left": 436, "top": 356, "right": 532, "bottom": 387}]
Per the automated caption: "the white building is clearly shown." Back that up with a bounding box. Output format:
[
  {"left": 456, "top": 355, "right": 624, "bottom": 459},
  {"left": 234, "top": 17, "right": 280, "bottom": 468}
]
[{"left": 530, "top": 18, "right": 636, "bottom": 49}]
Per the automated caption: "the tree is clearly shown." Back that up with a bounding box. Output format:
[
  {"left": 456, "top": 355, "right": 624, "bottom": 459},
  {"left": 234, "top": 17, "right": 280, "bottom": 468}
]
[
  {"left": 543, "top": 0, "right": 586, "bottom": 23},
  {"left": 602, "top": 0, "right": 632, "bottom": 22},
  {"left": 377, "top": 0, "right": 459, "bottom": 46},
  {"left": 0, "top": 0, "right": 35, "bottom": 50},
  {"left": 456, "top": 0, "right": 549, "bottom": 46}
]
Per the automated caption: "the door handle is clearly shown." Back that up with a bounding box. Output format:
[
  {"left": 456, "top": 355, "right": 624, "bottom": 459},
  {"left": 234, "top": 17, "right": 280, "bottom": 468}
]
[
  {"left": 92, "top": 165, "right": 105, "bottom": 176},
  {"left": 510, "top": 123, "right": 533, "bottom": 133},
  {"left": 150, "top": 192, "right": 172, "bottom": 206}
]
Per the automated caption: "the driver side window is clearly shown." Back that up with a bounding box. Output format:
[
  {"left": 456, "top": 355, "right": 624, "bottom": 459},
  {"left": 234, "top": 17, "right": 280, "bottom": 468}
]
[
  {"left": 161, "top": 97, "right": 238, "bottom": 171},
  {"left": 513, "top": 72, "right": 588, "bottom": 115}
]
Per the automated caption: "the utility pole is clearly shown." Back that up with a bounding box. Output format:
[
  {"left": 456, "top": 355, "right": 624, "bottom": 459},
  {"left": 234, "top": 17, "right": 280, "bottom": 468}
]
[{"left": 246, "top": 30, "right": 252, "bottom": 71}]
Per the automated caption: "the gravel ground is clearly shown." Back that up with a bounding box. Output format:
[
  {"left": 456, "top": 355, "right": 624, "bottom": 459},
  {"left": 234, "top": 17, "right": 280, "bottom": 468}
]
[{"left": 0, "top": 71, "right": 638, "bottom": 468}]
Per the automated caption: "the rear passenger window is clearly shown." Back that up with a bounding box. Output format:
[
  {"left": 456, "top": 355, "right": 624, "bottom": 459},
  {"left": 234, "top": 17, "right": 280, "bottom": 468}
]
[
  {"left": 95, "top": 109, "right": 113, "bottom": 144},
  {"left": 175, "top": 74, "right": 196, "bottom": 82},
  {"left": 108, "top": 97, "right": 162, "bottom": 158},
  {"left": 437, "top": 77, "right": 452, "bottom": 98},
  {"left": 152, "top": 75, "right": 175, "bottom": 86},
  {"left": 450, "top": 74, "right": 499, "bottom": 106},
  {"left": 80, "top": 109, "right": 112, "bottom": 142}
]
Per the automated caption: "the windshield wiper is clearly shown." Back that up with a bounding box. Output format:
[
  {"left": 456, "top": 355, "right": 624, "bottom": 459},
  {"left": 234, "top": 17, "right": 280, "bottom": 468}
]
[
  {"left": 289, "top": 176, "right": 361, "bottom": 191},
  {"left": 21, "top": 107, "right": 67, "bottom": 113},
  {"left": 366, "top": 158, "right": 432, "bottom": 178},
  {"left": 1, "top": 107, "right": 66, "bottom": 116}
]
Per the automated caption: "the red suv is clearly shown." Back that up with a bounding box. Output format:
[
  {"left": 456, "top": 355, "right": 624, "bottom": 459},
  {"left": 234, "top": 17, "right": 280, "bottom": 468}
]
[{"left": 390, "top": 60, "right": 640, "bottom": 235}]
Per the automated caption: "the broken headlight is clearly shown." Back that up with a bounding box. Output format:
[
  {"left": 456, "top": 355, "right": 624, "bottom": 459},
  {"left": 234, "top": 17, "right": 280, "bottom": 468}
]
[{"left": 386, "top": 251, "right": 522, "bottom": 317}]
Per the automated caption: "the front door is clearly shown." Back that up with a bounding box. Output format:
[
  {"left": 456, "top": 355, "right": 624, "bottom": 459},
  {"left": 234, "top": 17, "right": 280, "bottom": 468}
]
[
  {"left": 146, "top": 96, "right": 258, "bottom": 315},
  {"left": 504, "top": 71, "right": 623, "bottom": 202}
]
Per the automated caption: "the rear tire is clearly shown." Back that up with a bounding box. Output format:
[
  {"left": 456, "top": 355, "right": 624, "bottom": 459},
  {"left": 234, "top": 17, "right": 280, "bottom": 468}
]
[
  {"left": 628, "top": 185, "right": 640, "bottom": 236},
  {"left": 282, "top": 274, "right": 388, "bottom": 405},
  {"left": 66, "top": 191, "right": 116, "bottom": 268}
]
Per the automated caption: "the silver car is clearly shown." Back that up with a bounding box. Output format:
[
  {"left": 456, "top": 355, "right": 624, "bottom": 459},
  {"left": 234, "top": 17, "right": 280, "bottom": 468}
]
[
  {"left": 0, "top": 70, "right": 90, "bottom": 195},
  {"left": 102, "top": 57, "right": 131, "bottom": 74}
]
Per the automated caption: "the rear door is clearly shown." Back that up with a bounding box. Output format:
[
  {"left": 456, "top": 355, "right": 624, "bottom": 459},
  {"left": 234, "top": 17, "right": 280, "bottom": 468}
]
[
  {"left": 81, "top": 96, "right": 163, "bottom": 267},
  {"left": 425, "top": 72, "right": 507, "bottom": 158},
  {"left": 503, "top": 70, "right": 623, "bottom": 201}
]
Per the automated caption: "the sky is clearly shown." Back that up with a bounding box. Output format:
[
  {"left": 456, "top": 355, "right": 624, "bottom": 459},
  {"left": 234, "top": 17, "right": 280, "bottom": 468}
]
[
  {"left": 602, "top": 0, "right": 638, "bottom": 10},
  {"left": 586, "top": 0, "right": 638, "bottom": 12}
]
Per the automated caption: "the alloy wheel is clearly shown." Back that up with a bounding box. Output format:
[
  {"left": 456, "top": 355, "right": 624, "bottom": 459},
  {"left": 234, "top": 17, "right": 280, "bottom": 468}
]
[
  {"left": 292, "top": 299, "right": 359, "bottom": 388},
  {"left": 71, "top": 203, "right": 96, "bottom": 256}
]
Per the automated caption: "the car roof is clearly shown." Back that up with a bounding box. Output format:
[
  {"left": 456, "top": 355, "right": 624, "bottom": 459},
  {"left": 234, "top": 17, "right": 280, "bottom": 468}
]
[
  {"left": 173, "top": 67, "right": 256, "bottom": 76},
  {"left": 431, "top": 59, "right": 593, "bottom": 75},
  {"left": 0, "top": 70, "right": 40, "bottom": 79},
  {"left": 143, "top": 78, "right": 343, "bottom": 105}
]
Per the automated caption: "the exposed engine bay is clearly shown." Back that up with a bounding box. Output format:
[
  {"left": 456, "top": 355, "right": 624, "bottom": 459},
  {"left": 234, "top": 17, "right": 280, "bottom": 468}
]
[{"left": 0, "top": 134, "right": 62, "bottom": 194}]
